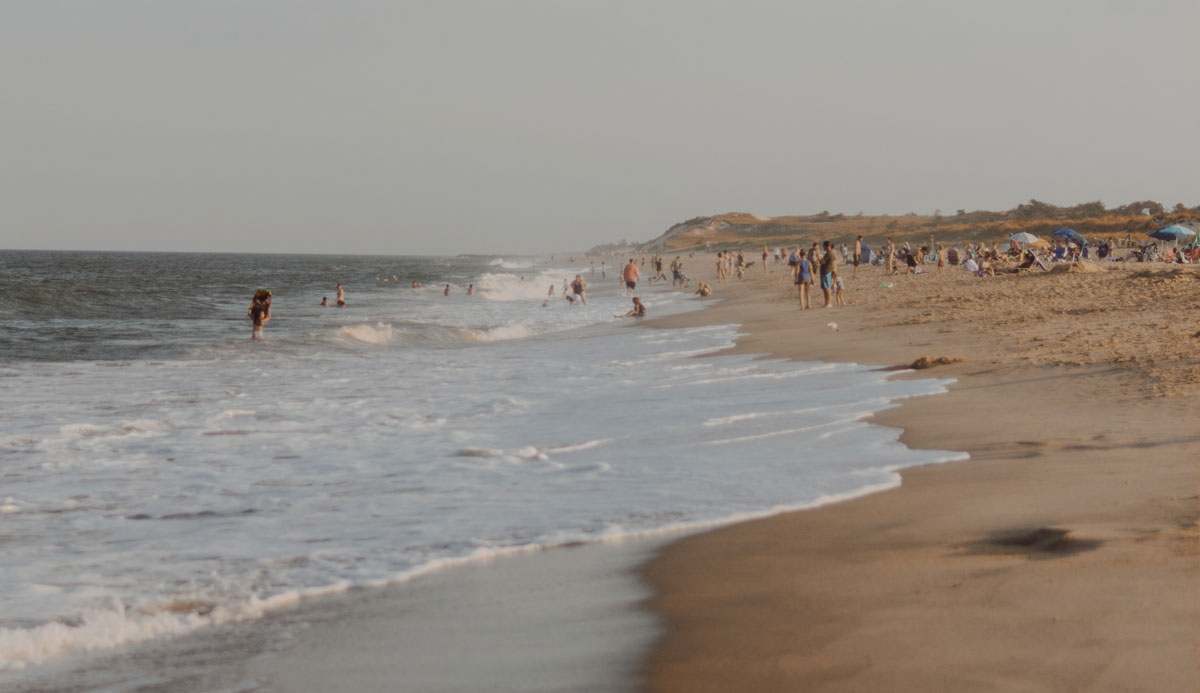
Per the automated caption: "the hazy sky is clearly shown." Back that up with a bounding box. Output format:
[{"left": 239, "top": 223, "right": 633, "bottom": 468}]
[{"left": 3, "top": 1, "right": 1197, "bottom": 255}]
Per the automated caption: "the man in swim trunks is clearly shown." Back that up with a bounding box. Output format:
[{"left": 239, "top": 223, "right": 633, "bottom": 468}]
[
  {"left": 622, "top": 259, "right": 640, "bottom": 294},
  {"left": 819, "top": 241, "right": 838, "bottom": 308},
  {"left": 670, "top": 256, "right": 684, "bottom": 287}
]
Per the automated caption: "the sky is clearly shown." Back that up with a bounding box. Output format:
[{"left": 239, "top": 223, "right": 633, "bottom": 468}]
[{"left": 2, "top": 0, "right": 1197, "bottom": 255}]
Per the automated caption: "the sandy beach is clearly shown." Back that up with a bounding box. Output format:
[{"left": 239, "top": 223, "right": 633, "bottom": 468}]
[
  {"left": 24, "top": 250, "right": 1195, "bottom": 693},
  {"left": 641, "top": 252, "right": 1200, "bottom": 691}
]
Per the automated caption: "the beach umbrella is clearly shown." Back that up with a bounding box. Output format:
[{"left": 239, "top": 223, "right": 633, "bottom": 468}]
[
  {"left": 1051, "top": 227, "right": 1087, "bottom": 246},
  {"left": 1009, "top": 232, "right": 1039, "bottom": 244},
  {"left": 1147, "top": 225, "right": 1196, "bottom": 243}
]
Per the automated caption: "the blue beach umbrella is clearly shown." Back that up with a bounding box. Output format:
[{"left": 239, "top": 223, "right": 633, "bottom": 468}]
[
  {"left": 1147, "top": 225, "right": 1197, "bottom": 243},
  {"left": 1051, "top": 227, "right": 1087, "bottom": 245}
]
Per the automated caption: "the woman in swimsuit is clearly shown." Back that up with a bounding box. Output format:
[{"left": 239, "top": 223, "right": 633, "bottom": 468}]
[
  {"left": 795, "top": 250, "right": 812, "bottom": 309},
  {"left": 571, "top": 275, "right": 588, "bottom": 305}
]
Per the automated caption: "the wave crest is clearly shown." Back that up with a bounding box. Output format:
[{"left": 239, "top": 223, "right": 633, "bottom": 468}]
[{"left": 338, "top": 323, "right": 394, "bottom": 344}]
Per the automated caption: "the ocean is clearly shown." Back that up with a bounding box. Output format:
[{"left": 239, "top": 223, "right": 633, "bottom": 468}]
[{"left": 0, "top": 250, "right": 963, "bottom": 689}]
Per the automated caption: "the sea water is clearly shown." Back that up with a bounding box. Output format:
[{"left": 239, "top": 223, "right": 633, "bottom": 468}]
[{"left": 0, "top": 250, "right": 963, "bottom": 687}]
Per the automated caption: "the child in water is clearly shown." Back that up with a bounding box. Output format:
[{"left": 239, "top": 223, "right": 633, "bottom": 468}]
[
  {"left": 616, "top": 296, "right": 646, "bottom": 318},
  {"left": 248, "top": 289, "right": 271, "bottom": 339}
]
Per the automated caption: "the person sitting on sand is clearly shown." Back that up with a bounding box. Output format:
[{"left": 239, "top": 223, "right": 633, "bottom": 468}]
[
  {"left": 616, "top": 296, "right": 646, "bottom": 318},
  {"left": 248, "top": 289, "right": 271, "bottom": 339},
  {"left": 695, "top": 282, "right": 712, "bottom": 297}
]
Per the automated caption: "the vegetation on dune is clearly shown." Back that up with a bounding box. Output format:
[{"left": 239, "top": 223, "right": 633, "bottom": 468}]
[{"left": 604, "top": 200, "right": 1200, "bottom": 253}]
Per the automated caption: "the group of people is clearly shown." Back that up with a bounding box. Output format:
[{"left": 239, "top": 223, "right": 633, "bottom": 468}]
[{"left": 786, "top": 241, "right": 844, "bottom": 309}]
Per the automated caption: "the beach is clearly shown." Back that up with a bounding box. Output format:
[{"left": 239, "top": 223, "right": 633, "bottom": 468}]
[
  {"left": 3, "top": 250, "right": 1198, "bottom": 691},
  {"left": 642, "top": 254, "right": 1200, "bottom": 690}
]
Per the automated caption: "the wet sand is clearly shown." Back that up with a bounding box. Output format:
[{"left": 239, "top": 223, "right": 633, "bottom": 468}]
[
  {"left": 641, "top": 254, "right": 1200, "bottom": 691},
  {"left": 247, "top": 539, "right": 666, "bottom": 693}
]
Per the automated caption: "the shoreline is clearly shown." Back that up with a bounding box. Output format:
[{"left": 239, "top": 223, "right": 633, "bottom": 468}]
[{"left": 637, "top": 254, "right": 1200, "bottom": 691}]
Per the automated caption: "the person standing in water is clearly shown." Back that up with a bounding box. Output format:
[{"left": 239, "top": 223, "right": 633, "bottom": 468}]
[
  {"left": 444, "top": 284, "right": 451, "bottom": 296},
  {"left": 621, "top": 258, "right": 640, "bottom": 294},
  {"left": 248, "top": 289, "right": 272, "bottom": 339},
  {"left": 467, "top": 284, "right": 475, "bottom": 295},
  {"left": 336, "top": 283, "right": 345, "bottom": 304},
  {"left": 571, "top": 274, "right": 588, "bottom": 305}
]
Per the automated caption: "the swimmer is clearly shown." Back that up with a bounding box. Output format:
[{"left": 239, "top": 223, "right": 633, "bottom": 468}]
[
  {"left": 336, "top": 283, "right": 345, "bottom": 304},
  {"left": 615, "top": 296, "right": 646, "bottom": 318},
  {"left": 444, "top": 284, "right": 451, "bottom": 296},
  {"left": 467, "top": 283, "right": 475, "bottom": 295},
  {"left": 411, "top": 280, "right": 422, "bottom": 289},
  {"left": 248, "top": 289, "right": 271, "bottom": 339},
  {"left": 320, "top": 297, "right": 329, "bottom": 307}
]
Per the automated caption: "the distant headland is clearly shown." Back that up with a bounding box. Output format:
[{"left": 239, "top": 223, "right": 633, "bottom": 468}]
[{"left": 593, "top": 199, "right": 1199, "bottom": 253}]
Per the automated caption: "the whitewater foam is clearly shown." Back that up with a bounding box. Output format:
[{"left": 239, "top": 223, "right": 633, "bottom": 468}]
[{"left": 0, "top": 251, "right": 964, "bottom": 683}]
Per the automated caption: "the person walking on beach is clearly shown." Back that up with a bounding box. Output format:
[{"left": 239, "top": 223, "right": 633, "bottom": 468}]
[
  {"left": 795, "top": 250, "right": 813, "bottom": 309},
  {"left": 762, "top": 246, "right": 770, "bottom": 274},
  {"left": 853, "top": 235, "right": 863, "bottom": 277},
  {"left": 248, "top": 289, "right": 271, "bottom": 340},
  {"left": 820, "top": 241, "right": 838, "bottom": 308},
  {"left": 571, "top": 274, "right": 588, "bottom": 305},
  {"left": 715, "top": 252, "right": 726, "bottom": 282},
  {"left": 671, "top": 256, "right": 684, "bottom": 287},
  {"left": 622, "top": 258, "right": 640, "bottom": 294}
]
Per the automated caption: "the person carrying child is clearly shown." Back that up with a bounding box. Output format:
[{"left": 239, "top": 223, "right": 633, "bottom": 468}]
[{"left": 248, "top": 289, "right": 272, "bottom": 340}]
